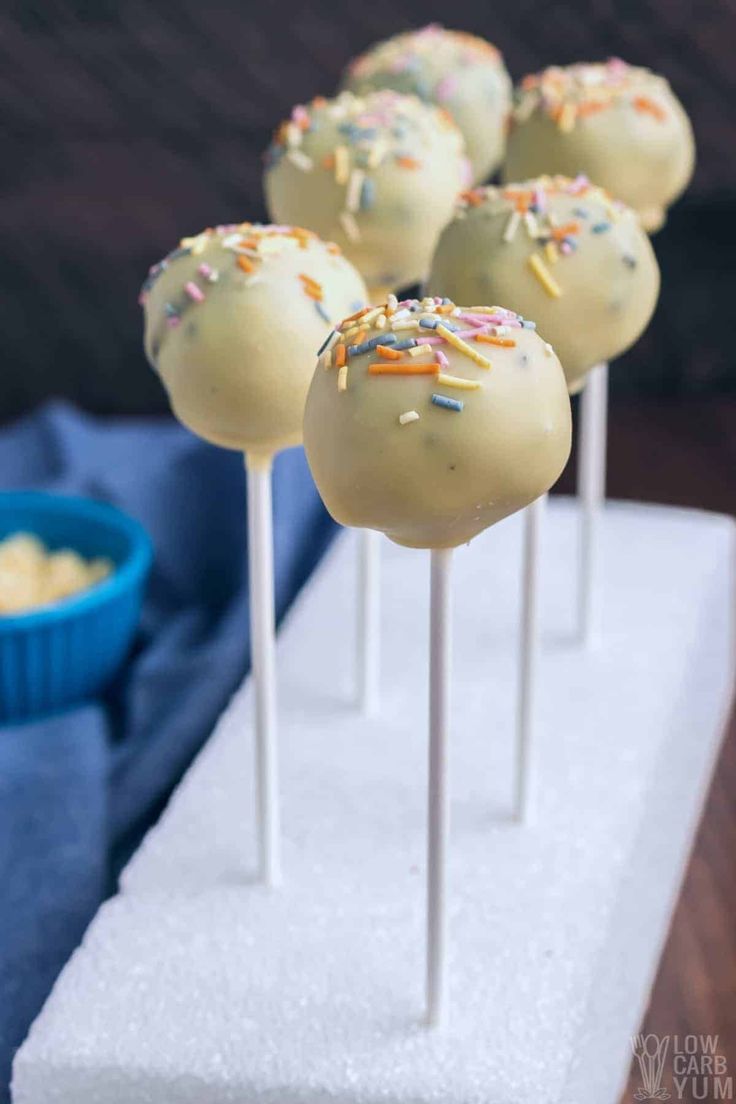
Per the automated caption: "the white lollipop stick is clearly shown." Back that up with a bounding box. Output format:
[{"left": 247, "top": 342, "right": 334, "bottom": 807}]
[
  {"left": 426, "top": 546, "right": 453, "bottom": 1028},
  {"left": 357, "top": 528, "right": 380, "bottom": 714},
  {"left": 245, "top": 454, "right": 282, "bottom": 888},
  {"left": 514, "top": 492, "right": 547, "bottom": 823},
  {"left": 577, "top": 361, "right": 609, "bottom": 646}
]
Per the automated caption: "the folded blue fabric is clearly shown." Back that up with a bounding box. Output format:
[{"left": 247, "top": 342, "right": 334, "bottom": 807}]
[{"left": 0, "top": 403, "right": 337, "bottom": 1101}]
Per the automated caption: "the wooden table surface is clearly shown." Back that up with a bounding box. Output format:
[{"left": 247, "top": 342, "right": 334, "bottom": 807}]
[{"left": 560, "top": 395, "right": 735, "bottom": 1104}]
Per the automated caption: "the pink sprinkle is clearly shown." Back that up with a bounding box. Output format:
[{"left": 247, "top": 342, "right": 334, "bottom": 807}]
[
  {"left": 292, "top": 104, "right": 309, "bottom": 126},
  {"left": 167, "top": 316, "right": 180, "bottom": 329},
  {"left": 456, "top": 313, "right": 489, "bottom": 327},
  {"left": 185, "top": 281, "right": 205, "bottom": 303},
  {"left": 435, "top": 75, "right": 458, "bottom": 103},
  {"left": 420, "top": 335, "right": 443, "bottom": 345},
  {"left": 560, "top": 241, "right": 573, "bottom": 255},
  {"left": 198, "top": 263, "right": 212, "bottom": 278},
  {"left": 437, "top": 349, "right": 449, "bottom": 370}
]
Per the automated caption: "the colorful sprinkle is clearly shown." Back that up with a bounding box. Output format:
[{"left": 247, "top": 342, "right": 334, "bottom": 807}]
[
  {"left": 399, "top": 410, "right": 420, "bottom": 425},
  {"left": 528, "top": 253, "right": 562, "bottom": 298},
  {"left": 431, "top": 393, "right": 464, "bottom": 412}
]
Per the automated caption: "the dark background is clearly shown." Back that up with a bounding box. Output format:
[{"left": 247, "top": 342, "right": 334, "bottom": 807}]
[{"left": 0, "top": 0, "right": 734, "bottom": 422}]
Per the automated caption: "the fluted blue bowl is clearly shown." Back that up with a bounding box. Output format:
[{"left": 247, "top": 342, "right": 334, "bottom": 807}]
[{"left": 0, "top": 491, "right": 153, "bottom": 723}]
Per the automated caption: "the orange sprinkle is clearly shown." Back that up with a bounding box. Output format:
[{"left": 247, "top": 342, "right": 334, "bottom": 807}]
[
  {"left": 396, "top": 156, "right": 420, "bottom": 170},
  {"left": 353, "top": 328, "right": 368, "bottom": 346},
  {"left": 577, "top": 101, "right": 607, "bottom": 118},
  {"left": 342, "top": 305, "right": 371, "bottom": 324},
  {"left": 303, "top": 285, "right": 323, "bottom": 301},
  {"left": 633, "top": 95, "right": 666, "bottom": 121},
  {"left": 312, "top": 95, "right": 327, "bottom": 108},
  {"left": 335, "top": 344, "right": 346, "bottom": 368},
  {"left": 368, "top": 362, "right": 440, "bottom": 376},
  {"left": 299, "top": 273, "right": 322, "bottom": 291},
  {"left": 237, "top": 255, "right": 254, "bottom": 274},
  {"left": 460, "top": 189, "right": 485, "bottom": 207},
  {"left": 551, "top": 221, "right": 581, "bottom": 241},
  {"left": 475, "top": 334, "right": 516, "bottom": 348},
  {"left": 375, "top": 345, "right": 402, "bottom": 360},
  {"left": 322, "top": 153, "right": 335, "bottom": 170}
]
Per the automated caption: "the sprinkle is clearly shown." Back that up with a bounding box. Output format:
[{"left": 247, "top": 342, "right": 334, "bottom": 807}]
[
  {"left": 184, "top": 281, "right": 205, "bottom": 303},
  {"left": 376, "top": 344, "right": 402, "bottom": 360},
  {"left": 334, "top": 146, "right": 350, "bottom": 185},
  {"left": 399, "top": 410, "right": 420, "bottom": 425},
  {"left": 436, "top": 373, "right": 481, "bottom": 390},
  {"left": 337, "top": 364, "right": 348, "bottom": 392},
  {"left": 164, "top": 302, "right": 178, "bottom": 317},
  {"left": 521, "top": 319, "right": 537, "bottom": 329},
  {"left": 361, "top": 177, "right": 376, "bottom": 210},
  {"left": 475, "top": 334, "right": 516, "bottom": 348},
  {"left": 348, "top": 334, "right": 394, "bottom": 356},
  {"left": 237, "top": 255, "right": 255, "bottom": 274},
  {"left": 419, "top": 317, "right": 439, "bottom": 329},
  {"left": 524, "top": 211, "right": 540, "bottom": 238},
  {"left": 545, "top": 241, "right": 559, "bottom": 264},
  {"left": 317, "top": 329, "right": 337, "bottom": 356},
  {"left": 436, "top": 349, "right": 449, "bottom": 371},
  {"left": 386, "top": 293, "right": 399, "bottom": 312},
  {"left": 436, "top": 324, "right": 491, "bottom": 369},
  {"left": 198, "top": 262, "right": 219, "bottom": 282},
  {"left": 396, "top": 155, "right": 421, "bottom": 169},
  {"left": 408, "top": 343, "right": 433, "bottom": 357},
  {"left": 335, "top": 344, "right": 346, "bottom": 368},
  {"left": 528, "top": 254, "right": 562, "bottom": 298},
  {"left": 633, "top": 95, "right": 666, "bottom": 121},
  {"left": 391, "top": 338, "right": 417, "bottom": 351},
  {"left": 375, "top": 314, "right": 387, "bottom": 329},
  {"left": 558, "top": 103, "right": 577, "bottom": 132},
  {"left": 503, "top": 210, "right": 521, "bottom": 243},
  {"left": 431, "top": 393, "right": 464, "bottom": 412},
  {"left": 167, "top": 316, "right": 180, "bottom": 329},
  {"left": 315, "top": 301, "right": 330, "bottom": 323},
  {"left": 339, "top": 211, "right": 361, "bottom": 242},
  {"left": 287, "top": 149, "right": 314, "bottom": 172},
  {"left": 368, "top": 361, "right": 440, "bottom": 376},
  {"left": 591, "top": 221, "right": 611, "bottom": 233},
  {"left": 544, "top": 343, "right": 554, "bottom": 356},
  {"left": 346, "top": 169, "right": 366, "bottom": 213},
  {"left": 322, "top": 349, "right": 332, "bottom": 369},
  {"left": 391, "top": 319, "right": 420, "bottom": 331}
]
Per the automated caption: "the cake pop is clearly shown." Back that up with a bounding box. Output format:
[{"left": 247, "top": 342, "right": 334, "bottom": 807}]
[
  {"left": 504, "top": 60, "right": 695, "bottom": 232},
  {"left": 428, "top": 175, "right": 660, "bottom": 393},
  {"left": 342, "top": 24, "right": 512, "bottom": 185},
  {"left": 141, "top": 223, "right": 367, "bottom": 887},
  {"left": 142, "top": 224, "right": 366, "bottom": 456},
  {"left": 304, "top": 294, "right": 571, "bottom": 1025},
  {"left": 264, "top": 90, "right": 468, "bottom": 299}
]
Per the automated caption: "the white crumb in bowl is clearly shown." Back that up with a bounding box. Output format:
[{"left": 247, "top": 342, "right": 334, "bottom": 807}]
[{"left": 0, "top": 532, "right": 114, "bottom": 615}]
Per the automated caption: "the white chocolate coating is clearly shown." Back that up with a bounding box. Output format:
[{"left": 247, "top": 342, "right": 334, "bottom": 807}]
[
  {"left": 304, "top": 298, "right": 571, "bottom": 549},
  {"left": 141, "top": 225, "right": 366, "bottom": 457},
  {"left": 264, "top": 91, "right": 467, "bottom": 294},
  {"left": 504, "top": 60, "right": 695, "bottom": 232},
  {"left": 428, "top": 177, "right": 660, "bottom": 392},
  {"left": 342, "top": 24, "right": 512, "bottom": 185}
]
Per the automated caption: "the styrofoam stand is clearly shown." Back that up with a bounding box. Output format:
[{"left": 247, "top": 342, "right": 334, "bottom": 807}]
[{"left": 13, "top": 500, "right": 735, "bottom": 1104}]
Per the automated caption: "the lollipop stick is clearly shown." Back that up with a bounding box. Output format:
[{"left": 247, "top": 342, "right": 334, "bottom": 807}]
[
  {"left": 245, "top": 454, "right": 282, "bottom": 888},
  {"left": 577, "top": 362, "right": 609, "bottom": 646},
  {"left": 426, "top": 546, "right": 453, "bottom": 1028},
  {"left": 514, "top": 493, "right": 547, "bottom": 823},
  {"left": 357, "top": 528, "right": 380, "bottom": 714}
]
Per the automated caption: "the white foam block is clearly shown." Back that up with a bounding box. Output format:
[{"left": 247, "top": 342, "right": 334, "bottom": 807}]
[{"left": 13, "top": 501, "right": 735, "bottom": 1104}]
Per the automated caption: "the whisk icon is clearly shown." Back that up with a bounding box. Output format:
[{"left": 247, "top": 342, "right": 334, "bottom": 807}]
[{"left": 631, "top": 1034, "right": 671, "bottom": 1100}]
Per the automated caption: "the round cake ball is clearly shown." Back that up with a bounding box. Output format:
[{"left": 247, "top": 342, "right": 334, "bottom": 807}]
[
  {"left": 304, "top": 296, "right": 571, "bottom": 549},
  {"left": 264, "top": 90, "right": 467, "bottom": 297},
  {"left": 504, "top": 59, "right": 695, "bottom": 232},
  {"left": 428, "top": 176, "right": 660, "bottom": 393},
  {"left": 141, "top": 224, "right": 367, "bottom": 457},
  {"left": 342, "top": 24, "right": 512, "bottom": 185}
]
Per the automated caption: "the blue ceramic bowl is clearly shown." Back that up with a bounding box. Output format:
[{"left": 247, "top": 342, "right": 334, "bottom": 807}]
[{"left": 0, "top": 492, "right": 153, "bottom": 723}]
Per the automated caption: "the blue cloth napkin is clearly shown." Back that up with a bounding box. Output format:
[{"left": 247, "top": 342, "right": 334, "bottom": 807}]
[{"left": 0, "top": 403, "right": 337, "bottom": 1101}]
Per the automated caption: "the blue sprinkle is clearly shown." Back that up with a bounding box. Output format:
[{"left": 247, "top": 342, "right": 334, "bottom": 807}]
[
  {"left": 377, "top": 332, "right": 398, "bottom": 346},
  {"left": 572, "top": 207, "right": 589, "bottom": 218},
  {"left": 392, "top": 338, "right": 417, "bottom": 351},
  {"left": 360, "top": 178, "right": 375, "bottom": 210},
  {"left": 431, "top": 393, "right": 464, "bottom": 413},
  {"left": 316, "top": 329, "right": 336, "bottom": 356},
  {"left": 419, "top": 318, "right": 439, "bottom": 329},
  {"left": 592, "top": 222, "right": 611, "bottom": 233},
  {"left": 166, "top": 246, "right": 192, "bottom": 263},
  {"left": 164, "top": 302, "right": 179, "bottom": 317},
  {"left": 315, "top": 301, "right": 330, "bottom": 324},
  {"left": 521, "top": 320, "right": 536, "bottom": 329},
  {"left": 348, "top": 333, "right": 395, "bottom": 357},
  {"left": 350, "top": 299, "right": 364, "bottom": 312},
  {"left": 441, "top": 297, "right": 452, "bottom": 305}
]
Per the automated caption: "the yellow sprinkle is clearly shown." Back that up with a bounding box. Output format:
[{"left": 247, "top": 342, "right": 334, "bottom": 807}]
[
  {"left": 545, "top": 240, "right": 559, "bottom": 264},
  {"left": 337, "top": 364, "right": 348, "bottom": 392},
  {"left": 502, "top": 210, "right": 520, "bottom": 243},
  {"left": 391, "top": 319, "right": 420, "bottom": 331},
  {"left": 528, "top": 253, "right": 562, "bottom": 298},
  {"left": 436, "top": 324, "right": 491, "bottom": 369},
  {"left": 323, "top": 349, "right": 332, "bottom": 370},
  {"left": 558, "top": 103, "right": 577, "bottom": 132},
  {"left": 436, "top": 373, "right": 482, "bottom": 391},
  {"left": 367, "top": 139, "right": 388, "bottom": 169},
  {"left": 408, "top": 343, "right": 433, "bottom": 357},
  {"left": 335, "top": 146, "right": 350, "bottom": 185},
  {"left": 287, "top": 149, "right": 313, "bottom": 172},
  {"left": 339, "top": 210, "right": 360, "bottom": 242},
  {"left": 375, "top": 314, "right": 387, "bottom": 329},
  {"left": 399, "top": 410, "right": 420, "bottom": 425}
]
